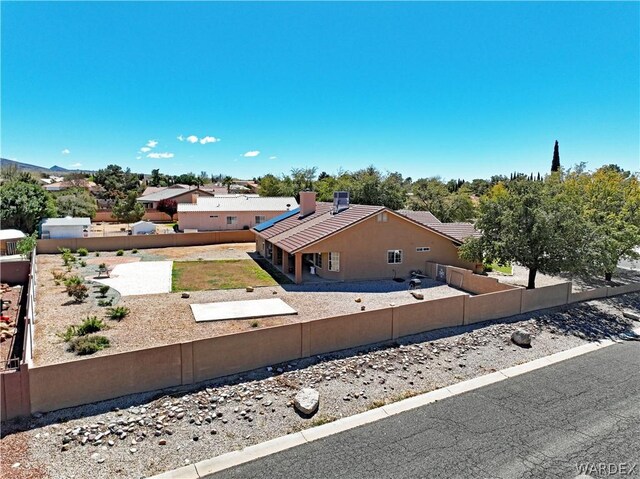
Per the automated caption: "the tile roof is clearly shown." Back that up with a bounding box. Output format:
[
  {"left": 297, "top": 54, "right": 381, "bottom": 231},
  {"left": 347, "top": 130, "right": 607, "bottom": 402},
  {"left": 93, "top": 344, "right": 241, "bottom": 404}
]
[
  {"left": 255, "top": 202, "right": 385, "bottom": 253},
  {"left": 395, "top": 209, "right": 441, "bottom": 224},
  {"left": 178, "top": 196, "right": 297, "bottom": 213},
  {"left": 137, "top": 187, "right": 214, "bottom": 202},
  {"left": 395, "top": 210, "right": 479, "bottom": 243}
]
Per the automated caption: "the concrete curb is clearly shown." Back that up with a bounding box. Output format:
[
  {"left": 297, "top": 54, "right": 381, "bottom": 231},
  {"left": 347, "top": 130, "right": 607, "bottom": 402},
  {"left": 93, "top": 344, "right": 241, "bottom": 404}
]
[{"left": 149, "top": 331, "right": 638, "bottom": 479}]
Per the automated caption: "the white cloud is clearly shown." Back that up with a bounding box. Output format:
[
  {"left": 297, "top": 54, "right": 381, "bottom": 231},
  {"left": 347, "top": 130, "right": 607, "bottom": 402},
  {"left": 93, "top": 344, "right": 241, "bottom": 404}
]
[
  {"left": 186, "top": 135, "right": 199, "bottom": 144},
  {"left": 69, "top": 162, "right": 82, "bottom": 167},
  {"left": 136, "top": 156, "right": 142, "bottom": 160},
  {"left": 269, "top": 156, "right": 277, "bottom": 160},
  {"left": 177, "top": 135, "right": 185, "bottom": 142},
  {"left": 147, "top": 152, "right": 175, "bottom": 159},
  {"left": 140, "top": 147, "right": 151, "bottom": 153},
  {"left": 243, "top": 150, "right": 260, "bottom": 157},
  {"left": 199, "top": 136, "right": 219, "bottom": 144},
  {"left": 61, "top": 148, "right": 70, "bottom": 154},
  {"left": 146, "top": 140, "right": 158, "bottom": 148}
]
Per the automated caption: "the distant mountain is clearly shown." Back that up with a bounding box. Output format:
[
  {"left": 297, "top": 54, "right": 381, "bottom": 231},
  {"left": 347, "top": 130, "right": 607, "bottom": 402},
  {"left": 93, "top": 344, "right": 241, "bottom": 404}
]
[{"left": 0, "top": 158, "right": 93, "bottom": 175}]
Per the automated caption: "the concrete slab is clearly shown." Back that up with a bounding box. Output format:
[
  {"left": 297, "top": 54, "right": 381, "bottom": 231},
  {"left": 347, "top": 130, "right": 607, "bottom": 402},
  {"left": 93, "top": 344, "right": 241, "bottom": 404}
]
[
  {"left": 92, "top": 261, "right": 173, "bottom": 296},
  {"left": 191, "top": 298, "right": 297, "bottom": 322}
]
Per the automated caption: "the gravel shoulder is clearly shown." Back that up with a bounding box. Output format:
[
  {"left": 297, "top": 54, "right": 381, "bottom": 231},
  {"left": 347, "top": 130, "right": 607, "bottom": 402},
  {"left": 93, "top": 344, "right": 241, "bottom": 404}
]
[{"left": 4, "top": 293, "right": 639, "bottom": 479}]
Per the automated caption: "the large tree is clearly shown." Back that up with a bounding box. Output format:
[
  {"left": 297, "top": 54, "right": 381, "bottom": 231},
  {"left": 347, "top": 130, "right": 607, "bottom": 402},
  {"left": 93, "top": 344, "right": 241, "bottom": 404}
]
[
  {"left": 551, "top": 140, "right": 561, "bottom": 172},
  {"left": 157, "top": 198, "right": 178, "bottom": 220},
  {"left": 55, "top": 188, "right": 97, "bottom": 218},
  {"left": 112, "top": 191, "right": 145, "bottom": 223},
  {"left": 93, "top": 164, "right": 140, "bottom": 198},
  {"left": 461, "top": 179, "right": 590, "bottom": 288},
  {"left": 565, "top": 166, "right": 640, "bottom": 281},
  {"left": 0, "top": 181, "right": 57, "bottom": 234}
]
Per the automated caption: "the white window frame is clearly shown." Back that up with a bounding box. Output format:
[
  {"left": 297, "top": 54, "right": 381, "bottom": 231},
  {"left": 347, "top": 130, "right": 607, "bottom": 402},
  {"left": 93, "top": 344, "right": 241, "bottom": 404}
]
[
  {"left": 328, "top": 252, "right": 340, "bottom": 272},
  {"left": 416, "top": 247, "right": 431, "bottom": 252},
  {"left": 226, "top": 216, "right": 237, "bottom": 225},
  {"left": 387, "top": 249, "right": 403, "bottom": 264},
  {"left": 315, "top": 253, "right": 323, "bottom": 269},
  {"left": 255, "top": 215, "right": 266, "bottom": 224}
]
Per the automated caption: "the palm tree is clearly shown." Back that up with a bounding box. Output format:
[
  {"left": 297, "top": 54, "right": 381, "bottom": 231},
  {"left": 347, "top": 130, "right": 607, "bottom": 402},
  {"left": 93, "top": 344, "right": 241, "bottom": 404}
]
[{"left": 222, "top": 176, "right": 234, "bottom": 194}]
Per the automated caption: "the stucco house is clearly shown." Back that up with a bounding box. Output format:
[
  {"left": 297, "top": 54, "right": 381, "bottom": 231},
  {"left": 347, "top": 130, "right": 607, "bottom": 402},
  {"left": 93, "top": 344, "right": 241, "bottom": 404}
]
[
  {"left": 40, "top": 217, "right": 91, "bottom": 239},
  {"left": 178, "top": 195, "right": 297, "bottom": 232},
  {"left": 0, "top": 229, "right": 26, "bottom": 256},
  {"left": 253, "top": 192, "right": 480, "bottom": 284},
  {"left": 135, "top": 186, "right": 215, "bottom": 221}
]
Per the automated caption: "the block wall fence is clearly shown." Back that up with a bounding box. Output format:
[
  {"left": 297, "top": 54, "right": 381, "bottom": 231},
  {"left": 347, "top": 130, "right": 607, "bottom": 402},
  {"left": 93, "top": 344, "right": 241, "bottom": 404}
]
[{"left": 2, "top": 262, "right": 639, "bottom": 420}]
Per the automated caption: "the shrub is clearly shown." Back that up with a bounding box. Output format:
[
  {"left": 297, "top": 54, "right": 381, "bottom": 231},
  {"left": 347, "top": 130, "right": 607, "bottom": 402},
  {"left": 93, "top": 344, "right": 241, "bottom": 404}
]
[
  {"left": 68, "top": 335, "right": 110, "bottom": 355},
  {"left": 76, "top": 316, "right": 106, "bottom": 336},
  {"left": 77, "top": 248, "right": 89, "bottom": 257},
  {"left": 107, "top": 306, "right": 130, "bottom": 320},
  {"left": 250, "top": 320, "right": 259, "bottom": 328},
  {"left": 59, "top": 325, "right": 78, "bottom": 342},
  {"left": 97, "top": 298, "right": 114, "bottom": 307},
  {"left": 95, "top": 252, "right": 100, "bottom": 257},
  {"left": 116, "top": 250, "right": 124, "bottom": 256},
  {"left": 98, "top": 262, "right": 107, "bottom": 270},
  {"left": 52, "top": 270, "right": 67, "bottom": 285},
  {"left": 98, "top": 285, "right": 110, "bottom": 297},
  {"left": 132, "top": 249, "right": 138, "bottom": 254},
  {"left": 80, "top": 260, "right": 87, "bottom": 267},
  {"left": 64, "top": 275, "right": 83, "bottom": 288},
  {"left": 59, "top": 247, "right": 76, "bottom": 266},
  {"left": 67, "top": 284, "right": 89, "bottom": 302}
]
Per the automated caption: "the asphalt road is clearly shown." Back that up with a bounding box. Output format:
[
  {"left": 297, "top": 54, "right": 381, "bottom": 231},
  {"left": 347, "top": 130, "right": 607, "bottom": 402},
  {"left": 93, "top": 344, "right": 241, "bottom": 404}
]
[{"left": 210, "top": 342, "right": 640, "bottom": 479}]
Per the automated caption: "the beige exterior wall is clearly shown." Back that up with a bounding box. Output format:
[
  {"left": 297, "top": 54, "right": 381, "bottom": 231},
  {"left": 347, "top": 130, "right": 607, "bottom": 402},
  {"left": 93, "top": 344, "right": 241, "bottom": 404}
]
[
  {"left": 29, "top": 344, "right": 183, "bottom": 413},
  {"left": 569, "top": 287, "right": 609, "bottom": 304},
  {"left": 0, "top": 365, "right": 30, "bottom": 420},
  {"left": 303, "top": 308, "right": 393, "bottom": 356},
  {"left": 392, "top": 295, "right": 465, "bottom": 338},
  {"left": 521, "top": 282, "right": 572, "bottom": 313},
  {"left": 0, "top": 260, "right": 30, "bottom": 284},
  {"left": 464, "top": 289, "right": 523, "bottom": 325},
  {"left": 192, "top": 324, "right": 302, "bottom": 383},
  {"left": 179, "top": 210, "right": 286, "bottom": 232},
  {"left": 36, "top": 230, "right": 255, "bottom": 254},
  {"left": 607, "top": 283, "right": 640, "bottom": 296},
  {"left": 445, "top": 266, "right": 517, "bottom": 294},
  {"left": 296, "top": 213, "right": 477, "bottom": 282}
]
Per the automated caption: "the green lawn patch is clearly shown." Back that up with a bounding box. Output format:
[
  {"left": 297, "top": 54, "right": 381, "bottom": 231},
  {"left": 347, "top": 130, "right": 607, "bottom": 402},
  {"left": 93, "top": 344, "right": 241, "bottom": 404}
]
[
  {"left": 172, "top": 259, "right": 280, "bottom": 291},
  {"left": 485, "top": 262, "right": 513, "bottom": 274}
]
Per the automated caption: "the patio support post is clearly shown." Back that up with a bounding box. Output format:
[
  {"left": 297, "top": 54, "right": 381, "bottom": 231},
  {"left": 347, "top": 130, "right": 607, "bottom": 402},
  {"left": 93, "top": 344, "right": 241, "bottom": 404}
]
[
  {"left": 294, "top": 252, "right": 303, "bottom": 284},
  {"left": 282, "top": 251, "right": 289, "bottom": 275}
]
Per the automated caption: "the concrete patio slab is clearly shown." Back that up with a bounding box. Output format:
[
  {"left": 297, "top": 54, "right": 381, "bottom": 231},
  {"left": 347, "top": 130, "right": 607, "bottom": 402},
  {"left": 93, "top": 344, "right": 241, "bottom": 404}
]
[
  {"left": 92, "top": 261, "right": 173, "bottom": 296},
  {"left": 191, "top": 298, "right": 298, "bottom": 322}
]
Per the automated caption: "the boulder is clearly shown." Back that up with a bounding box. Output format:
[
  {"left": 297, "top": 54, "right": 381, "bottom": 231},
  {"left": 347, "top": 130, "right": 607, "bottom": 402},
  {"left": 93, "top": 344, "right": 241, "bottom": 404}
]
[
  {"left": 246, "top": 286, "right": 254, "bottom": 292},
  {"left": 622, "top": 309, "right": 640, "bottom": 322},
  {"left": 294, "top": 388, "right": 319, "bottom": 415},
  {"left": 181, "top": 293, "right": 190, "bottom": 299},
  {"left": 411, "top": 291, "right": 424, "bottom": 300},
  {"left": 511, "top": 329, "right": 532, "bottom": 347}
]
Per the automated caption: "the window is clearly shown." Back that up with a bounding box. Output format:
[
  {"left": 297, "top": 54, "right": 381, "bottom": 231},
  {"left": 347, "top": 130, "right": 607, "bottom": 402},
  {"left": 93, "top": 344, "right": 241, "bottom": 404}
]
[
  {"left": 387, "top": 250, "right": 402, "bottom": 264},
  {"left": 416, "top": 247, "right": 431, "bottom": 252},
  {"left": 376, "top": 212, "right": 388, "bottom": 222},
  {"left": 315, "top": 253, "right": 323, "bottom": 269},
  {"left": 255, "top": 215, "right": 266, "bottom": 225},
  {"left": 328, "top": 252, "right": 340, "bottom": 272},
  {"left": 226, "top": 216, "right": 237, "bottom": 225}
]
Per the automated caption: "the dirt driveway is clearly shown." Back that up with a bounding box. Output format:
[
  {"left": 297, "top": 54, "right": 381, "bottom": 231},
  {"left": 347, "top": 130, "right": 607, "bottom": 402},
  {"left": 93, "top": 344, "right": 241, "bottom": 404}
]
[{"left": 140, "top": 243, "right": 255, "bottom": 261}]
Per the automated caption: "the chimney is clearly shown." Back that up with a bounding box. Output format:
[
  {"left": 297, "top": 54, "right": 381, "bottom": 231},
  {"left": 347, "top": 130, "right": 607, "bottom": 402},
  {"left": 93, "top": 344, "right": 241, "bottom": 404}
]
[
  {"left": 299, "top": 191, "right": 316, "bottom": 217},
  {"left": 191, "top": 193, "right": 199, "bottom": 204}
]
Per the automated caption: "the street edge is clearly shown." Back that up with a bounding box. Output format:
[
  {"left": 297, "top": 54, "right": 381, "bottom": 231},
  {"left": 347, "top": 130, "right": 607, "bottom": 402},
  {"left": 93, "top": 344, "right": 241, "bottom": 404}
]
[{"left": 149, "top": 330, "right": 638, "bottom": 479}]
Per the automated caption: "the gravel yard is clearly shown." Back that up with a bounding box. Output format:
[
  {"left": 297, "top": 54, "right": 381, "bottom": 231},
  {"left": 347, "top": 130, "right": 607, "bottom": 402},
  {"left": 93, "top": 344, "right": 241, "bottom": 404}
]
[
  {"left": 3, "top": 294, "right": 639, "bottom": 479},
  {"left": 33, "top": 250, "right": 463, "bottom": 366},
  {"left": 488, "top": 264, "right": 640, "bottom": 291}
]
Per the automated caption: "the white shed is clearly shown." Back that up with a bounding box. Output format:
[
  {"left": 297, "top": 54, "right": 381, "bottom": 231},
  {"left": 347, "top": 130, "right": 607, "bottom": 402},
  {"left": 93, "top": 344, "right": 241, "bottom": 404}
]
[
  {"left": 131, "top": 220, "right": 156, "bottom": 235},
  {"left": 41, "top": 217, "right": 91, "bottom": 239}
]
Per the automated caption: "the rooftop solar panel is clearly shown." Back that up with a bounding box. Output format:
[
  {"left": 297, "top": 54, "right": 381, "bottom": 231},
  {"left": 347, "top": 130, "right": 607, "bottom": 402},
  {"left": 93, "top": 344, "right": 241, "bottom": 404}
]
[{"left": 253, "top": 207, "right": 300, "bottom": 232}]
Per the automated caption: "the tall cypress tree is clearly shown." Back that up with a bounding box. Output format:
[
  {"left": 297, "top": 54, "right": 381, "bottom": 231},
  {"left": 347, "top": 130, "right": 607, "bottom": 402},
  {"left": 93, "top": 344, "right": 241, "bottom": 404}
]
[{"left": 551, "top": 140, "right": 560, "bottom": 172}]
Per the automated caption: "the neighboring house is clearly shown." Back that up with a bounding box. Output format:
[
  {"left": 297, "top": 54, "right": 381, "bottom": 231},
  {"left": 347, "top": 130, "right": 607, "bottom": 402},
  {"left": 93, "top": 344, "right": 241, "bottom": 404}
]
[
  {"left": 134, "top": 186, "right": 215, "bottom": 222},
  {"left": 40, "top": 217, "right": 91, "bottom": 239},
  {"left": 43, "top": 179, "right": 101, "bottom": 193},
  {"left": 178, "top": 195, "right": 297, "bottom": 232},
  {"left": 253, "top": 192, "right": 480, "bottom": 284},
  {"left": 0, "top": 229, "right": 26, "bottom": 256}
]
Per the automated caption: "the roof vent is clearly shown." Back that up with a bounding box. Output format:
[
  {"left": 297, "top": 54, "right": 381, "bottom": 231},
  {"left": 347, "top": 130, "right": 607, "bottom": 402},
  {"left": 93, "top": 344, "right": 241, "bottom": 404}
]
[{"left": 333, "top": 191, "right": 349, "bottom": 214}]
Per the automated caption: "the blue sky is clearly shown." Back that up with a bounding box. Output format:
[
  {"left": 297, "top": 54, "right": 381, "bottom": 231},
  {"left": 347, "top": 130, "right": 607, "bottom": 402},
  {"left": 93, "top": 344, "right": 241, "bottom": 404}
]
[{"left": 1, "top": 2, "right": 638, "bottom": 180}]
